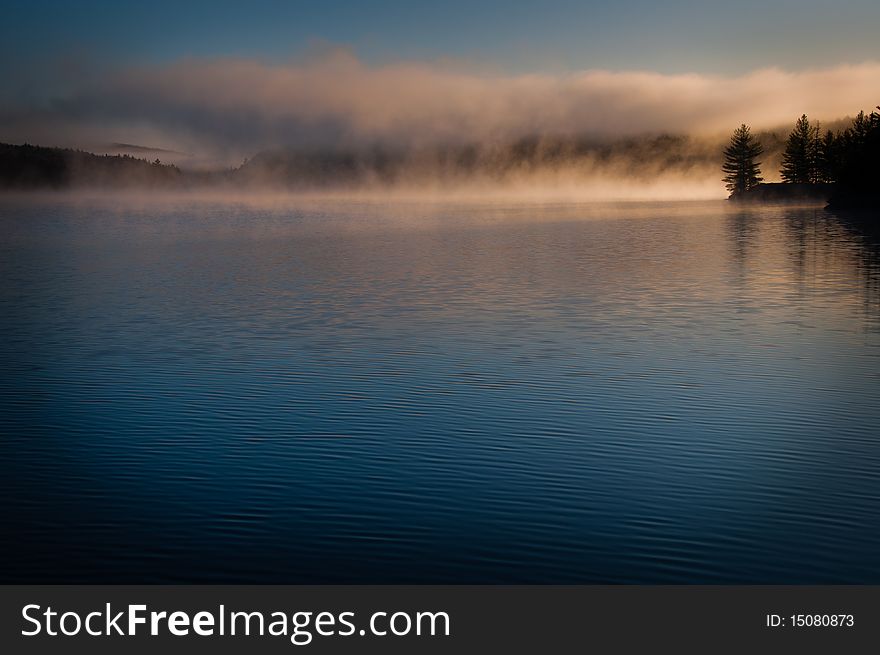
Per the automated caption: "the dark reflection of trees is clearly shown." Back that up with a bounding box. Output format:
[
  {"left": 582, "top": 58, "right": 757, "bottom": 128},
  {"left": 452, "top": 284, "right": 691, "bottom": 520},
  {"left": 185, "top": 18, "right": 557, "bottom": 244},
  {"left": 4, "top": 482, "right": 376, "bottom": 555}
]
[
  {"left": 778, "top": 206, "right": 880, "bottom": 312},
  {"left": 777, "top": 207, "right": 852, "bottom": 290},
  {"left": 780, "top": 207, "right": 812, "bottom": 286},
  {"left": 731, "top": 205, "right": 880, "bottom": 313},
  {"left": 825, "top": 209, "right": 880, "bottom": 311},
  {"left": 726, "top": 208, "right": 760, "bottom": 285}
]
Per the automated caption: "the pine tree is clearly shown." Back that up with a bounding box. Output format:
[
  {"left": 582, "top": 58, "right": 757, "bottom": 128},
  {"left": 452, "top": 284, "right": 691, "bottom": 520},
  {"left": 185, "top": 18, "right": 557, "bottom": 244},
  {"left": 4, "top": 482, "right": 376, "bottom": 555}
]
[
  {"left": 816, "top": 129, "right": 839, "bottom": 183},
  {"left": 850, "top": 110, "right": 871, "bottom": 143},
  {"left": 722, "top": 124, "right": 764, "bottom": 196},
  {"left": 781, "top": 114, "right": 820, "bottom": 183},
  {"left": 828, "top": 107, "right": 880, "bottom": 208}
]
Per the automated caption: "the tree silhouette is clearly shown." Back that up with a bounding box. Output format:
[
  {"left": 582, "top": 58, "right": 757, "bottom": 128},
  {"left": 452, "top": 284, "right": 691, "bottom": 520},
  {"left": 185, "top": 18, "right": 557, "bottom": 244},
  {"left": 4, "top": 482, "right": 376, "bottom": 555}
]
[
  {"left": 722, "top": 124, "right": 763, "bottom": 196},
  {"left": 781, "top": 114, "right": 820, "bottom": 183},
  {"left": 849, "top": 110, "right": 872, "bottom": 143},
  {"left": 828, "top": 107, "right": 880, "bottom": 209},
  {"left": 816, "top": 129, "right": 840, "bottom": 183}
]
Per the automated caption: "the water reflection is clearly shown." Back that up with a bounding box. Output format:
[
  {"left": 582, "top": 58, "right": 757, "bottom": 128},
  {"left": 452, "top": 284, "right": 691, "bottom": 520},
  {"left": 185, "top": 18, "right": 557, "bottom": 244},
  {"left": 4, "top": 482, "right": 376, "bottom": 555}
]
[
  {"left": 826, "top": 208, "right": 880, "bottom": 315},
  {"left": 726, "top": 209, "right": 760, "bottom": 286},
  {"left": 1, "top": 198, "right": 878, "bottom": 583}
]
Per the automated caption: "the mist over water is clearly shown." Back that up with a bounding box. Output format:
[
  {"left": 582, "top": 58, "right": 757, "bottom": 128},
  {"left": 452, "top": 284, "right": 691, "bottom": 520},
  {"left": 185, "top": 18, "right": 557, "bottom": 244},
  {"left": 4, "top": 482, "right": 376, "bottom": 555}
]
[
  {"left": 5, "top": 52, "right": 876, "bottom": 197},
  {"left": 1, "top": 196, "right": 878, "bottom": 583},
  {"left": 5, "top": 53, "right": 880, "bottom": 163}
]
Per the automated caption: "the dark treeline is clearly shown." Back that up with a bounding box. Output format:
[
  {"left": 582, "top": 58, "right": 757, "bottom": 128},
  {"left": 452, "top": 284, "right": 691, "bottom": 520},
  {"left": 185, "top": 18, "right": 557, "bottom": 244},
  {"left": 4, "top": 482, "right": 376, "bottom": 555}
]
[
  {"left": 3, "top": 115, "right": 875, "bottom": 202},
  {"left": 0, "top": 135, "right": 724, "bottom": 191},
  {"left": 0, "top": 143, "right": 192, "bottom": 189},
  {"left": 234, "top": 134, "right": 719, "bottom": 187},
  {"left": 724, "top": 107, "right": 880, "bottom": 209}
]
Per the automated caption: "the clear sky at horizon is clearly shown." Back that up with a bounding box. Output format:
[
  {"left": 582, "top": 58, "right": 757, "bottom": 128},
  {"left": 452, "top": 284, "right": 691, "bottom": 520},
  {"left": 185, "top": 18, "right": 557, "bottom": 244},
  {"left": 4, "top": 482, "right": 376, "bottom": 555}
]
[{"left": 2, "top": 0, "right": 879, "bottom": 75}]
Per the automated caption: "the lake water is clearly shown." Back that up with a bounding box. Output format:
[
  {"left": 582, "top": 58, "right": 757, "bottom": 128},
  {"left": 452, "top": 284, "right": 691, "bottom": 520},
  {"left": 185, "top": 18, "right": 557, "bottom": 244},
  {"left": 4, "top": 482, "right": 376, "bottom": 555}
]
[{"left": 1, "top": 196, "right": 879, "bottom": 583}]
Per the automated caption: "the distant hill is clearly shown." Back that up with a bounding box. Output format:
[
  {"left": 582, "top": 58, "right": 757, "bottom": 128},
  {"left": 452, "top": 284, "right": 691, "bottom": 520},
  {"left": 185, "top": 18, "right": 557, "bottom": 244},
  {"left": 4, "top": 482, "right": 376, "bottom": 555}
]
[
  {"left": 0, "top": 123, "right": 851, "bottom": 194},
  {"left": 233, "top": 134, "right": 728, "bottom": 188},
  {"left": 0, "top": 143, "right": 185, "bottom": 189},
  {"left": 106, "top": 143, "right": 190, "bottom": 157},
  {"left": 109, "top": 142, "right": 186, "bottom": 154}
]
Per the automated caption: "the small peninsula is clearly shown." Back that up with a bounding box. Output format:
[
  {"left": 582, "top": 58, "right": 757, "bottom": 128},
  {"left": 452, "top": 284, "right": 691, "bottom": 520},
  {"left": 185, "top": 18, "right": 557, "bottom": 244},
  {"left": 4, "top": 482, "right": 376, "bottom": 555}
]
[{"left": 724, "top": 107, "right": 879, "bottom": 211}]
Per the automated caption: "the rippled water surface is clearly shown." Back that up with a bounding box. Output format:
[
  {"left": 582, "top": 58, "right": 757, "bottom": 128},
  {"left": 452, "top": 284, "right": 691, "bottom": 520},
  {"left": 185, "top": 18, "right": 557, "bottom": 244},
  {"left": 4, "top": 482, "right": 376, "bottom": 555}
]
[{"left": 1, "top": 196, "right": 879, "bottom": 583}]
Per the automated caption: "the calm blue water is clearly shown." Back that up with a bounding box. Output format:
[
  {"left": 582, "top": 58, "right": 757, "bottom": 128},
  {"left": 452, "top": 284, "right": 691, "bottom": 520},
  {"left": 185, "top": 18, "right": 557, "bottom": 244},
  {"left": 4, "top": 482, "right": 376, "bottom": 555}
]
[{"left": 1, "top": 196, "right": 879, "bottom": 583}]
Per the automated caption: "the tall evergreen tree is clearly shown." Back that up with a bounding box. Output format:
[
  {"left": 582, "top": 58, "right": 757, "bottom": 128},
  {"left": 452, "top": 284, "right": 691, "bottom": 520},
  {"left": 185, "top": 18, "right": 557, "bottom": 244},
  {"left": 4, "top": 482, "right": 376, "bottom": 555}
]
[
  {"left": 781, "top": 114, "right": 820, "bottom": 183},
  {"left": 849, "top": 110, "right": 871, "bottom": 144},
  {"left": 722, "top": 124, "right": 763, "bottom": 196},
  {"left": 828, "top": 107, "right": 880, "bottom": 208},
  {"left": 816, "top": 129, "right": 839, "bottom": 183}
]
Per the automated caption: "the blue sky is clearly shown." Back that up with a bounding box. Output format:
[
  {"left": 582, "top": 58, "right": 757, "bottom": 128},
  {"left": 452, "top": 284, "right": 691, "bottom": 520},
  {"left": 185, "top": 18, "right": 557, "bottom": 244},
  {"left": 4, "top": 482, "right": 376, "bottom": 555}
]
[{"left": 2, "top": 0, "right": 879, "bottom": 74}]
